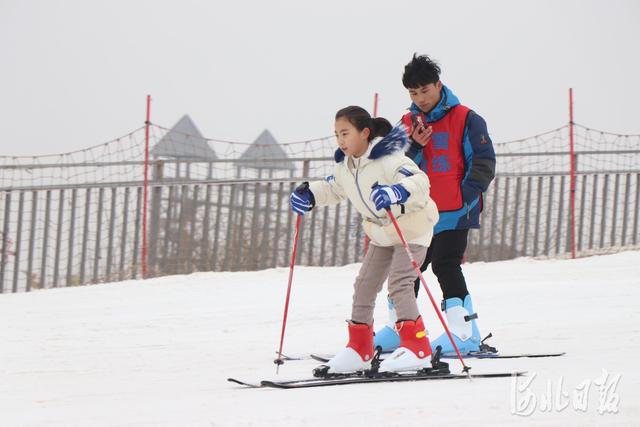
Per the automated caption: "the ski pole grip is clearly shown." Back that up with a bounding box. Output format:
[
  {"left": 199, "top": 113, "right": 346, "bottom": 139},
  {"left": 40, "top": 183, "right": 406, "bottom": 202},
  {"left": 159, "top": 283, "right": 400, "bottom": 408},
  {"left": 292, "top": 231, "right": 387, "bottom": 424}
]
[{"left": 295, "top": 181, "right": 310, "bottom": 194}]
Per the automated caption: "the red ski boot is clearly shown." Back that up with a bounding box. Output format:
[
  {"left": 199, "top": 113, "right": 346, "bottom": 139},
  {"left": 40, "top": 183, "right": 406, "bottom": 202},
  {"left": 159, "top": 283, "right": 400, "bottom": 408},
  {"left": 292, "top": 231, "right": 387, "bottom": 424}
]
[
  {"left": 379, "top": 316, "right": 432, "bottom": 372},
  {"left": 321, "top": 322, "right": 374, "bottom": 374}
]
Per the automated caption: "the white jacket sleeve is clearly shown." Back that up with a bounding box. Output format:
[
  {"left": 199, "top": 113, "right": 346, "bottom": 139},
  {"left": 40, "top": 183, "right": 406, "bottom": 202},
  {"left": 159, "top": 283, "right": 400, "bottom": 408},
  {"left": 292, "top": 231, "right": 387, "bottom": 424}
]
[
  {"left": 308, "top": 173, "right": 347, "bottom": 207},
  {"left": 386, "top": 153, "right": 430, "bottom": 210}
]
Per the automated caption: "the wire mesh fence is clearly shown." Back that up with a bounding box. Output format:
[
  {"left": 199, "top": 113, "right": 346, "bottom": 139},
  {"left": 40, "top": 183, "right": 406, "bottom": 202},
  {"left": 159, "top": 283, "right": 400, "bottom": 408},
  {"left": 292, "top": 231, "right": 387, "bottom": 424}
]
[{"left": 1, "top": 122, "right": 639, "bottom": 292}]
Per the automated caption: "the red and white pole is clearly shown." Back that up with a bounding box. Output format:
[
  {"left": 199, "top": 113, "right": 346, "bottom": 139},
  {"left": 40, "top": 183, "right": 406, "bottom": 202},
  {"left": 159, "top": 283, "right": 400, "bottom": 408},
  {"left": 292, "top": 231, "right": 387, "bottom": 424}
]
[
  {"left": 372, "top": 92, "right": 379, "bottom": 118},
  {"left": 274, "top": 214, "right": 303, "bottom": 373},
  {"left": 385, "top": 207, "right": 471, "bottom": 375}
]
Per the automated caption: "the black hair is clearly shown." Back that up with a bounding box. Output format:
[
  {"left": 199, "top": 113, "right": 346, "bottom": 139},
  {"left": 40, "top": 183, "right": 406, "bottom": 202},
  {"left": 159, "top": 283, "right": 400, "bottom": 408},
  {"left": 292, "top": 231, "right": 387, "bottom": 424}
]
[
  {"left": 335, "top": 106, "right": 392, "bottom": 142},
  {"left": 402, "top": 53, "right": 441, "bottom": 89}
]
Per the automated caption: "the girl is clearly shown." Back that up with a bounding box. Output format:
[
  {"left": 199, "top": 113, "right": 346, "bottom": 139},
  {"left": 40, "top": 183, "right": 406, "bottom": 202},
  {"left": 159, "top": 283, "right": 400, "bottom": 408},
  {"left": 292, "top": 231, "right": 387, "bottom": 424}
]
[{"left": 289, "top": 106, "right": 439, "bottom": 373}]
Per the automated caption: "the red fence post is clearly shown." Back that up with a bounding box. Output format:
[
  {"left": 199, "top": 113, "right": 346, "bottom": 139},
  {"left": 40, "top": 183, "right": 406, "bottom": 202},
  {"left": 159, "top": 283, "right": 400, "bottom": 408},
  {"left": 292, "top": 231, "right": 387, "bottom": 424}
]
[{"left": 373, "top": 92, "right": 379, "bottom": 118}]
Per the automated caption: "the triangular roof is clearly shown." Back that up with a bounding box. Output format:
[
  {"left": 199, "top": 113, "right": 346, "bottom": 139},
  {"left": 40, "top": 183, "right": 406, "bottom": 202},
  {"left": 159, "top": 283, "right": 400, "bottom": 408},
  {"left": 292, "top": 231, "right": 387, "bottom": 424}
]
[
  {"left": 235, "top": 129, "right": 296, "bottom": 170},
  {"left": 151, "top": 115, "right": 218, "bottom": 160}
]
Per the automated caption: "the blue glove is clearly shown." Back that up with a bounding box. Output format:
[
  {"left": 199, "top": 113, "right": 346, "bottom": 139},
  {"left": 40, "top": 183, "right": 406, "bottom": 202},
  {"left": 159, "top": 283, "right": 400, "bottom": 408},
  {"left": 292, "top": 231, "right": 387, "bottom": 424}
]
[
  {"left": 370, "top": 184, "right": 410, "bottom": 211},
  {"left": 290, "top": 182, "right": 315, "bottom": 215}
]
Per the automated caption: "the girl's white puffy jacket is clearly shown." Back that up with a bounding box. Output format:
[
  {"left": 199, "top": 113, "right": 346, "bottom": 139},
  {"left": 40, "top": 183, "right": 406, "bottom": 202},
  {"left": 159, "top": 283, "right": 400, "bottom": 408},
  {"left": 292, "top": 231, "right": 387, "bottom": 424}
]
[{"left": 309, "top": 130, "right": 439, "bottom": 247}]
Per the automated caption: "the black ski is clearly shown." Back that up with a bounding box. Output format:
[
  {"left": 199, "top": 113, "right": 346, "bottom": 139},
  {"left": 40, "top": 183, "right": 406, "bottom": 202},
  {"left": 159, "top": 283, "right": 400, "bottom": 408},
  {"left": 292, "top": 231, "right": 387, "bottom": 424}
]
[
  {"left": 227, "top": 377, "right": 331, "bottom": 389},
  {"left": 227, "top": 378, "right": 262, "bottom": 388},
  {"left": 308, "top": 351, "right": 565, "bottom": 363},
  {"left": 306, "top": 333, "right": 565, "bottom": 362},
  {"left": 443, "top": 351, "right": 566, "bottom": 359},
  {"left": 229, "top": 371, "right": 526, "bottom": 389},
  {"left": 275, "top": 352, "right": 307, "bottom": 361},
  {"left": 233, "top": 348, "right": 524, "bottom": 389}
]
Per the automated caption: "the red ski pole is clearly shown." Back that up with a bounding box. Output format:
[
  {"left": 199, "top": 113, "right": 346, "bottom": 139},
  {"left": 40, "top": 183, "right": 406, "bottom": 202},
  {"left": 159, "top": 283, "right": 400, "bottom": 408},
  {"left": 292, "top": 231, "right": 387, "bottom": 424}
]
[
  {"left": 274, "top": 207, "right": 303, "bottom": 373},
  {"left": 384, "top": 206, "right": 471, "bottom": 375}
]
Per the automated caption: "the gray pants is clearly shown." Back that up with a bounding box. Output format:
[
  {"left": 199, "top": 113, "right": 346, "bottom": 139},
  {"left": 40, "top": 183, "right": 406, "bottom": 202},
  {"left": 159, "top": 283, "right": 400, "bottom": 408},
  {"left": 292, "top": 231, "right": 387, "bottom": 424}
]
[{"left": 351, "top": 244, "right": 428, "bottom": 325}]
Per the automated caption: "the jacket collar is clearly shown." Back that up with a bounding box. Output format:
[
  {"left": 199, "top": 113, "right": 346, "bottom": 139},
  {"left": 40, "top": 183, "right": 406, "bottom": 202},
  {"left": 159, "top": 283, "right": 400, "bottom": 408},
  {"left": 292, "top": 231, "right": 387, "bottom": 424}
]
[
  {"left": 408, "top": 84, "right": 460, "bottom": 122},
  {"left": 334, "top": 124, "right": 408, "bottom": 164}
]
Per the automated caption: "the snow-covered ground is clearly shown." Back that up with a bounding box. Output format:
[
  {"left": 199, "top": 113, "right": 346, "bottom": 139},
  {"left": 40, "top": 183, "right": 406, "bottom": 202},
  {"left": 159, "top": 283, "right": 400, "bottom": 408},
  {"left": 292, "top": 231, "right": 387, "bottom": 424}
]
[{"left": 1, "top": 251, "right": 639, "bottom": 426}]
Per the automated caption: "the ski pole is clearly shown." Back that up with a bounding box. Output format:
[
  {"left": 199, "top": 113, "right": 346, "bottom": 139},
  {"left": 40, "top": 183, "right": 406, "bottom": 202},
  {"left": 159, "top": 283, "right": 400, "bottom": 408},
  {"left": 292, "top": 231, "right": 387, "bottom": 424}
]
[
  {"left": 274, "top": 183, "right": 306, "bottom": 372},
  {"left": 381, "top": 202, "right": 471, "bottom": 375}
]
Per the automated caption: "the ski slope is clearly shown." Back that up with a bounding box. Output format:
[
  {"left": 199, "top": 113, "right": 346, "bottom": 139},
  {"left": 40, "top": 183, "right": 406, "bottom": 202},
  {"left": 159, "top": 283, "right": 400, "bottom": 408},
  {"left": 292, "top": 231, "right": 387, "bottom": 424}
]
[{"left": 1, "top": 251, "right": 639, "bottom": 426}]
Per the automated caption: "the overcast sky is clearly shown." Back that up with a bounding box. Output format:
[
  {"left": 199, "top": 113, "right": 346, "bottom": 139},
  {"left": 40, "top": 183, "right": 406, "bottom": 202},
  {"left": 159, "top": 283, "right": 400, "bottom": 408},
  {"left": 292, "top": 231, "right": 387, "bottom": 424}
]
[{"left": 1, "top": 0, "right": 639, "bottom": 156}]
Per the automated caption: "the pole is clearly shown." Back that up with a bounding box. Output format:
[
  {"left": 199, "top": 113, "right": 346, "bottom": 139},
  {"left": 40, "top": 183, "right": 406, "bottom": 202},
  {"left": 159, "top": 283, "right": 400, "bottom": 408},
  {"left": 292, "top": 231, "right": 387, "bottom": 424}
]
[
  {"left": 142, "top": 95, "right": 151, "bottom": 278},
  {"left": 373, "top": 92, "right": 379, "bottom": 118},
  {"left": 384, "top": 207, "right": 471, "bottom": 375},
  {"left": 569, "top": 88, "right": 576, "bottom": 259},
  {"left": 274, "top": 213, "right": 303, "bottom": 373}
]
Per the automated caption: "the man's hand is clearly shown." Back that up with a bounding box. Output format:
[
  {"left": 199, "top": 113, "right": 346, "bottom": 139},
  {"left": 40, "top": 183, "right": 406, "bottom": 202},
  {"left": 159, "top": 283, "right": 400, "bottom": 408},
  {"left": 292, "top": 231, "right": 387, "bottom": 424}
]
[{"left": 411, "top": 116, "right": 432, "bottom": 147}]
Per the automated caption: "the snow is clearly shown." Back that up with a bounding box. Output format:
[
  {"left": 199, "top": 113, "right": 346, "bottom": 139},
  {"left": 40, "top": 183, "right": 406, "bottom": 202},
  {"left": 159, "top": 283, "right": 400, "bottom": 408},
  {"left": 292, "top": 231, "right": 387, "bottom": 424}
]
[{"left": 1, "top": 251, "right": 639, "bottom": 426}]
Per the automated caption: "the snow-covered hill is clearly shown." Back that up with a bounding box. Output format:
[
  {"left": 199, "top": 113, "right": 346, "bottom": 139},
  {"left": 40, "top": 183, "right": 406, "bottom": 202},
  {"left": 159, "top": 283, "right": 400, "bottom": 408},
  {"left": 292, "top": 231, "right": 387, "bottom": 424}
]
[{"left": 1, "top": 251, "right": 639, "bottom": 426}]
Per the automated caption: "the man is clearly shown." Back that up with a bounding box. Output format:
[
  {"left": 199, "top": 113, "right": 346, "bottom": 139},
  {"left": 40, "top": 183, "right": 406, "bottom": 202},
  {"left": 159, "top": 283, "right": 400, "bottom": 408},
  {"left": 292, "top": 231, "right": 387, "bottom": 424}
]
[{"left": 374, "top": 54, "right": 496, "bottom": 355}]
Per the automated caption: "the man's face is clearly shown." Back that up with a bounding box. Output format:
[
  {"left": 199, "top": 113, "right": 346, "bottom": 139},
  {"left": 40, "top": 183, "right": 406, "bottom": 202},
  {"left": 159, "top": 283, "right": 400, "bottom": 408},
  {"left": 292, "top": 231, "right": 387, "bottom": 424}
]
[{"left": 408, "top": 81, "right": 443, "bottom": 114}]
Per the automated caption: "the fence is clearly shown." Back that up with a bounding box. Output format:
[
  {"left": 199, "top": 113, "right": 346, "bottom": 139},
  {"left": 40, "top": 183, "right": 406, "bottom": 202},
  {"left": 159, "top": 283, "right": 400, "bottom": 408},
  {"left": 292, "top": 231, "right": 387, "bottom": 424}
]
[
  {"left": 1, "top": 123, "right": 639, "bottom": 292},
  {"left": 467, "top": 172, "right": 640, "bottom": 262}
]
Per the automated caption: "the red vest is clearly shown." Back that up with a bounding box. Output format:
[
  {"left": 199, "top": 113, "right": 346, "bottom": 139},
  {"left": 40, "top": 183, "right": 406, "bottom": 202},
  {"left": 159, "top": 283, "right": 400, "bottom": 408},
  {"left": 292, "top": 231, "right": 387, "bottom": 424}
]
[{"left": 402, "top": 105, "right": 471, "bottom": 212}]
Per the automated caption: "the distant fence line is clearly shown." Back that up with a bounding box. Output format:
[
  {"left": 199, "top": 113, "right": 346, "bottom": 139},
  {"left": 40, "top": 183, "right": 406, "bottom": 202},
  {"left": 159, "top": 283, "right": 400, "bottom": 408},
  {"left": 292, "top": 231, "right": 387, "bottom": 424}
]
[
  {"left": 1, "top": 162, "right": 639, "bottom": 293},
  {"left": 1, "top": 121, "right": 639, "bottom": 293}
]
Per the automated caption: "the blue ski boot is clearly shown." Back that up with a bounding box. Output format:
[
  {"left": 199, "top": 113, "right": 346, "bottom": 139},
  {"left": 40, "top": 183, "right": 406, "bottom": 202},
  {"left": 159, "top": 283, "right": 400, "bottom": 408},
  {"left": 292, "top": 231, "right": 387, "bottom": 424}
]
[
  {"left": 430, "top": 294, "right": 481, "bottom": 355},
  {"left": 373, "top": 295, "right": 400, "bottom": 353}
]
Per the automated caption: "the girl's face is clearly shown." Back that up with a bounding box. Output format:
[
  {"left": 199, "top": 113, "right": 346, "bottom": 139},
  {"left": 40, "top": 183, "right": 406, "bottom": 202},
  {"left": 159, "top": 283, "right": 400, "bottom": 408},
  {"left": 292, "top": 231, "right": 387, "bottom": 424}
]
[{"left": 334, "top": 117, "right": 370, "bottom": 158}]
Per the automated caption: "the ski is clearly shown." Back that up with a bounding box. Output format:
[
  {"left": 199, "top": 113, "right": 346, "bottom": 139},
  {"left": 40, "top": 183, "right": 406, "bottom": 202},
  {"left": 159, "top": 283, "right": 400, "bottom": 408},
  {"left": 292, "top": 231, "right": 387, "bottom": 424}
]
[
  {"left": 232, "top": 348, "right": 525, "bottom": 389},
  {"left": 227, "top": 378, "right": 263, "bottom": 388},
  {"left": 275, "top": 351, "right": 307, "bottom": 361},
  {"left": 443, "top": 351, "right": 566, "bottom": 359},
  {"left": 309, "top": 351, "right": 565, "bottom": 363},
  {"left": 306, "top": 333, "right": 565, "bottom": 362},
  {"left": 227, "top": 376, "right": 329, "bottom": 389},
  {"left": 229, "top": 371, "right": 526, "bottom": 389}
]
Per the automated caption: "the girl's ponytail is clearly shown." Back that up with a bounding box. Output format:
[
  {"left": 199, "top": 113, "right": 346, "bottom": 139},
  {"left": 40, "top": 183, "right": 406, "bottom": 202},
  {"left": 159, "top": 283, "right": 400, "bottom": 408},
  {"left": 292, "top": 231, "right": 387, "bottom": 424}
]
[
  {"left": 335, "top": 106, "right": 392, "bottom": 142},
  {"left": 370, "top": 117, "right": 392, "bottom": 139}
]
